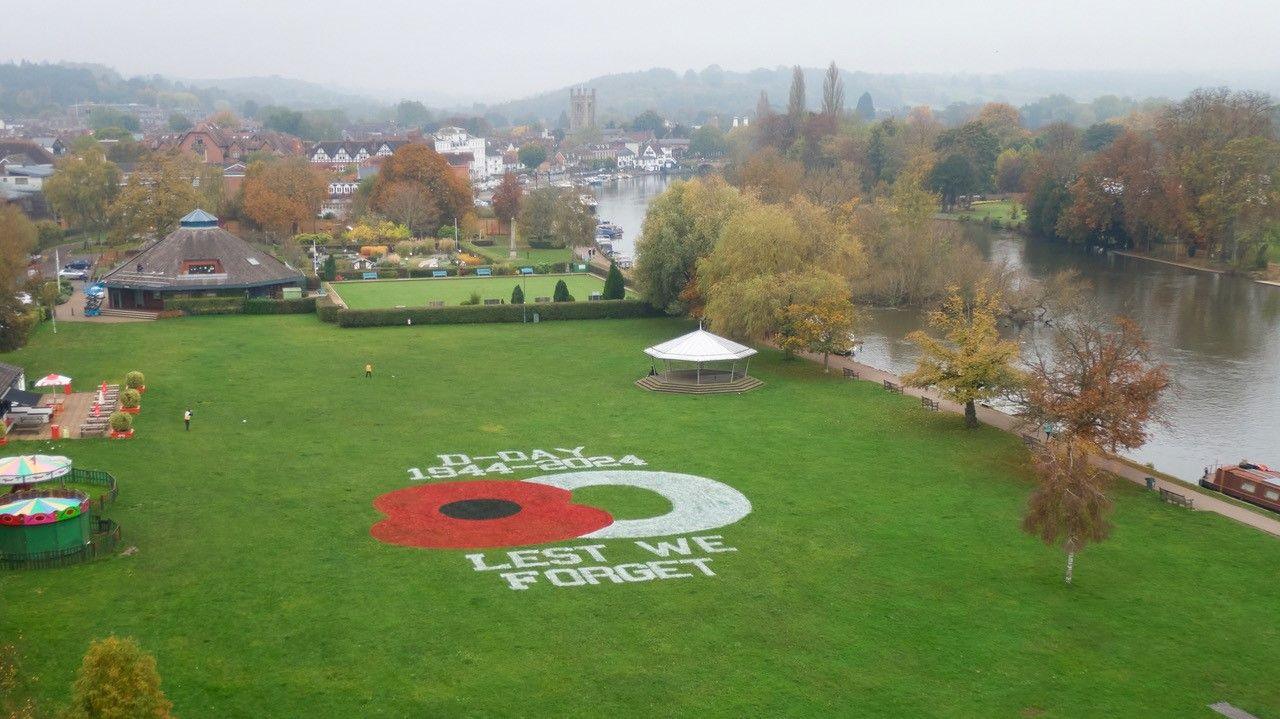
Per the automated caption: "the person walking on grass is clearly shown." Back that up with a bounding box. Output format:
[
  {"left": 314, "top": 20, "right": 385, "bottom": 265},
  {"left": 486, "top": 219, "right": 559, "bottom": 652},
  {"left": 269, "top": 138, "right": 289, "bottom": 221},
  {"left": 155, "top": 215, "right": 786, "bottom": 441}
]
[
  {"left": 183, "top": 408, "right": 192, "bottom": 431},
  {"left": 365, "top": 363, "right": 373, "bottom": 379}
]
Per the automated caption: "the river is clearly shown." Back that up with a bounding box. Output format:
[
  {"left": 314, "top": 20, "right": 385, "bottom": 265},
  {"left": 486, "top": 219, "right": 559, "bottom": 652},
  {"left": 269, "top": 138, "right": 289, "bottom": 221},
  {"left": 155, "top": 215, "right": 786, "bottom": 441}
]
[{"left": 594, "top": 175, "right": 1280, "bottom": 484}]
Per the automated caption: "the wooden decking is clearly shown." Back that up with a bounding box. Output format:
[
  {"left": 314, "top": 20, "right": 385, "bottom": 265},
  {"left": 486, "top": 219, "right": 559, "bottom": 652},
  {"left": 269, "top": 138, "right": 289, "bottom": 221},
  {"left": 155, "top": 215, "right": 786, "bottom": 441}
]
[
  {"left": 635, "top": 373, "right": 763, "bottom": 395},
  {"left": 6, "top": 386, "right": 120, "bottom": 440}
]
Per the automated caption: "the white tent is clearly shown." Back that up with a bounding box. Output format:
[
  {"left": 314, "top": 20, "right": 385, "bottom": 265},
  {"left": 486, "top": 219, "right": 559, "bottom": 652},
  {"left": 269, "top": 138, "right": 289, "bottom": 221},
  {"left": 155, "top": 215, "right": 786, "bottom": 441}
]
[
  {"left": 645, "top": 330, "right": 757, "bottom": 362},
  {"left": 643, "top": 329, "right": 757, "bottom": 386}
]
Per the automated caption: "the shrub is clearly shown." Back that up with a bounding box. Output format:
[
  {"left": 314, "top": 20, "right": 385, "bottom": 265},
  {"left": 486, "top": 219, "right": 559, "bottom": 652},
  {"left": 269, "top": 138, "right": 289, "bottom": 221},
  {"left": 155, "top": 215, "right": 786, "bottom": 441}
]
[
  {"left": 125, "top": 371, "right": 145, "bottom": 389},
  {"left": 120, "top": 388, "right": 141, "bottom": 409},
  {"left": 321, "top": 255, "right": 337, "bottom": 281},
  {"left": 66, "top": 636, "right": 171, "bottom": 719},
  {"left": 603, "top": 263, "right": 625, "bottom": 299},
  {"left": 511, "top": 285, "right": 525, "bottom": 304},
  {"left": 438, "top": 239, "right": 456, "bottom": 253},
  {"left": 553, "top": 279, "right": 571, "bottom": 302},
  {"left": 108, "top": 412, "right": 133, "bottom": 433},
  {"left": 438, "top": 224, "right": 458, "bottom": 239},
  {"left": 335, "top": 299, "right": 660, "bottom": 327},
  {"left": 461, "top": 291, "right": 482, "bottom": 306}
]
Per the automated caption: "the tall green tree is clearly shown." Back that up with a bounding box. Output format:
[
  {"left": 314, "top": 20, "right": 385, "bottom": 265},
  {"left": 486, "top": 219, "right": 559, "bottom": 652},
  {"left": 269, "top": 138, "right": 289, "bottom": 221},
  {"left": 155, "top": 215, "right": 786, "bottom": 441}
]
[
  {"left": 903, "top": 284, "right": 1023, "bottom": 428},
  {"left": 0, "top": 205, "right": 37, "bottom": 351},
  {"left": 518, "top": 188, "right": 593, "bottom": 249},
  {"left": 855, "top": 92, "right": 876, "bottom": 121},
  {"left": 43, "top": 144, "right": 122, "bottom": 238},
  {"left": 633, "top": 177, "right": 745, "bottom": 314},
  {"left": 107, "top": 152, "right": 204, "bottom": 243},
  {"left": 820, "top": 62, "right": 844, "bottom": 118},
  {"left": 518, "top": 143, "right": 548, "bottom": 170},
  {"left": 66, "top": 636, "right": 172, "bottom": 719},
  {"left": 603, "top": 262, "right": 626, "bottom": 299},
  {"left": 787, "top": 66, "right": 806, "bottom": 119}
]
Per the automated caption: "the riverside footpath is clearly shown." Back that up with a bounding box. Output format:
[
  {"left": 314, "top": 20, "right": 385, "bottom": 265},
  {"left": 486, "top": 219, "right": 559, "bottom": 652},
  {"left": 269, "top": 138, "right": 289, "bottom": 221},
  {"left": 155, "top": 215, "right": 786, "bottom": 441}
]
[{"left": 791, "top": 347, "right": 1280, "bottom": 539}]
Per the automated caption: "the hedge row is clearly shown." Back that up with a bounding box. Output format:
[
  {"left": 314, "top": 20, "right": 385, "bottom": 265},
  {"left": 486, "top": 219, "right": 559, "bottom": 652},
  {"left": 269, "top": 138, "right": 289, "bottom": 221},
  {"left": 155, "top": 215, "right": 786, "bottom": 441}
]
[
  {"left": 166, "top": 296, "right": 316, "bottom": 316},
  {"left": 316, "top": 295, "right": 341, "bottom": 323},
  {"left": 165, "top": 296, "right": 247, "bottom": 315},
  {"left": 244, "top": 297, "right": 316, "bottom": 314},
  {"left": 335, "top": 299, "right": 660, "bottom": 327}
]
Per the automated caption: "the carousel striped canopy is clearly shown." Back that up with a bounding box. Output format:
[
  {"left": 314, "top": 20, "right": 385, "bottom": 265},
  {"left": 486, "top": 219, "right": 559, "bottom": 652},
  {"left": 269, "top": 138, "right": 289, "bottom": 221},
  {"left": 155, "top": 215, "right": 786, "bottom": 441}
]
[
  {"left": 0, "top": 455, "right": 73, "bottom": 485},
  {"left": 0, "top": 495, "right": 80, "bottom": 516}
]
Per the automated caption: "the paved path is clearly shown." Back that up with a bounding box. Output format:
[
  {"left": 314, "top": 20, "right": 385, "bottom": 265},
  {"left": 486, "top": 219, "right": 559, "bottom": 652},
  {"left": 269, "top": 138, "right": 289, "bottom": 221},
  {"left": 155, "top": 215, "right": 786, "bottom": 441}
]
[
  {"left": 792, "top": 348, "right": 1280, "bottom": 538},
  {"left": 50, "top": 281, "right": 145, "bottom": 324}
]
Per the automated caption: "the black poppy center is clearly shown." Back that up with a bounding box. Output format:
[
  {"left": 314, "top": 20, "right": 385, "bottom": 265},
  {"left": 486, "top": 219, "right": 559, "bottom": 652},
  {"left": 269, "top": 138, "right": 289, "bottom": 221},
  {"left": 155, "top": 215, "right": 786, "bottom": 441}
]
[{"left": 439, "top": 499, "right": 522, "bottom": 520}]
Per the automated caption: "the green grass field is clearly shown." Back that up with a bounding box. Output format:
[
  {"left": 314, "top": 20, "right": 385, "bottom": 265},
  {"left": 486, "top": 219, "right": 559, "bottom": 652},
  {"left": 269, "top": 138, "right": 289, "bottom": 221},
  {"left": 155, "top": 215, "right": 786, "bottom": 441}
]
[
  {"left": 331, "top": 275, "right": 608, "bottom": 308},
  {"left": 940, "top": 199, "right": 1022, "bottom": 222},
  {"left": 466, "top": 241, "right": 575, "bottom": 265},
  {"left": 2, "top": 316, "right": 1279, "bottom": 717}
]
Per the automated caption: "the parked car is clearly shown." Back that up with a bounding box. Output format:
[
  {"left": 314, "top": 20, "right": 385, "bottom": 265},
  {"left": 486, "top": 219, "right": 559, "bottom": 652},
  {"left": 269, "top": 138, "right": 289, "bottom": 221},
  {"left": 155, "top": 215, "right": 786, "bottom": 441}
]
[
  {"left": 58, "top": 268, "right": 88, "bottom": 281},
  {"left": 65, "top": 259, "right": 92, "bottom": 271},
  {"left": 14, "top": 292, "right": 32, "bottom": 305}
]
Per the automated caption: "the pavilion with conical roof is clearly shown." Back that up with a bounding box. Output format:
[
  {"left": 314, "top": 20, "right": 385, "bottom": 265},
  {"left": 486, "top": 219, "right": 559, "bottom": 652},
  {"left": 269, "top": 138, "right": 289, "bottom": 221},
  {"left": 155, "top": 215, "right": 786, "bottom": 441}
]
[
  {"left": 636, "top": 328, "right": 763, "bottom": 394},
  {"left": 101, "top": 209, "right": 303, "bottom": 311}
]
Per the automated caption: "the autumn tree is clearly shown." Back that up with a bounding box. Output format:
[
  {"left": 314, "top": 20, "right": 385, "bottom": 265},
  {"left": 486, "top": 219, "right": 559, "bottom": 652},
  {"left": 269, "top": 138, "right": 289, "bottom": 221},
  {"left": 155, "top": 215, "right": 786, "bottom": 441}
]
[
  {"left": 903, "top": 284, "right": 1023, "bottom": 428},
  {"left": 779, "top": 297, "right": 859, "bottom": 370},
  {"left": 633, "top": 177, "right": 745, "bottom": 314},
  {"left": 698, "top": 196, "right": 862, "bottom": 339},
  {"left": 107, "top": 152, "right": 204, "bottom": 243},
  {"left": 1024, "top": 315, "right": 1170, "bottom": 452},
  {"left": 371, "top": 142, "right": 473, "bottom": 234},
  {"left": 1022, "top": 437, "right": 1113, "bottom": 584},
  {"left": 492, "top": 172, "right": 523, "bottom": 222},
  {"left": 377, "top": 181, "right": 438, "bottom": 235},
  {"left": 65, "top": 636, "right": 173, "bottom": 719},
  {"left": 43, "top": 143, "right": 122, "bottom": 238},
  {"left": 820, "top": 62, "right": 844, "bottom": 118},
  {"left": 976, "top": 102, "right": 1027, "bottom": 148},
  {"left": 241, "top": 156, "right": 327, "bottom": 238},
  {"left": 734, "top": 146, "right": 803, "bottom": 204}
]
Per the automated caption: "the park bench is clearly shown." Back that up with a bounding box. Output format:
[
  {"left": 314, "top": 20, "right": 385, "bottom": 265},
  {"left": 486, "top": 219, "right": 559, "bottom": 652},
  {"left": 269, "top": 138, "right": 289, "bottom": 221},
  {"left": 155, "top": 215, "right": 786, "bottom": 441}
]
[
  {"left": 882, "top": 380, "right": 903, "bottom": 394},
  {"left": 921, "top": 397, "right": 940, "bottom": 411},
  {"left": 1159, "top": 487, "right": 1195, "bottom": 509},
  {"left": 534, "top": 297, "right": 551, "bottom": 303},
  {"left": 520, "top": 267, "right": 534, "bottom": 275},
  {"left": 431, "top": 270, "right": 448, "bottom": 278},
  {"left": 589, "top": 292, "right": 603, "bottom": 301},
  {"left": 475, "top": 268, "right": 492, "bottom": 276},
  {"left": 361, "top": 272, "right": 378, "bottom": 280},
  {"left": 842, "top": 367, "right": 859, "bottom": 379},
  {"left": 483, "top": 299, "right": 503, "bottom": 305},
  {"left": 428, "top": 301, "right": 444, "bottom": 308}
]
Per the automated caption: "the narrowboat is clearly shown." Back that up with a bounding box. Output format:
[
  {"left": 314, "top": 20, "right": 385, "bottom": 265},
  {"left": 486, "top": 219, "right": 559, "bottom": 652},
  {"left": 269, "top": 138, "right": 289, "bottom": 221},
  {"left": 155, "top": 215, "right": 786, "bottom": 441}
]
[{"left": 1199, "top": 462, "right": 1280, "bottom": 514}]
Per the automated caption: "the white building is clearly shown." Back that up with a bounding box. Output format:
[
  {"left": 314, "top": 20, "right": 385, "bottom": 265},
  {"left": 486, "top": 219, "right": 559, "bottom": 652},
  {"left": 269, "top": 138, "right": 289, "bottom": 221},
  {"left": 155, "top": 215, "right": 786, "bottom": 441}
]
[
  {"left": 309, "top": 140, "right": 405, "bottom": 166},
  {"left": 433, "top": 126, "right": 488, "bottom": 180}
]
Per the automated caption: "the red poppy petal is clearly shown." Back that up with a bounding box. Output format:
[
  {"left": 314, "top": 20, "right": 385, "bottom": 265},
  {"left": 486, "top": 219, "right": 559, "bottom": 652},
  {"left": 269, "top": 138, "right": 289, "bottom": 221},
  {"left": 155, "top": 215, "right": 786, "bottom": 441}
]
[{"left": 371, "top": 480, "right": 614, "bottom": 549}]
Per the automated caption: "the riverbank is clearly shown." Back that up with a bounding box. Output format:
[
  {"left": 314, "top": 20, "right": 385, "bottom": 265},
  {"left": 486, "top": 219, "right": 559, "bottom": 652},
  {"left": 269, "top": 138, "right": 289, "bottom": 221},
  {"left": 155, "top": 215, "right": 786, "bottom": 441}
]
[
  {"left": 788, "top": 345, "right": 1280, "bottom": 538},
  {"left": 1110, "top": 250, "right": 1280, "bottom": 287}
]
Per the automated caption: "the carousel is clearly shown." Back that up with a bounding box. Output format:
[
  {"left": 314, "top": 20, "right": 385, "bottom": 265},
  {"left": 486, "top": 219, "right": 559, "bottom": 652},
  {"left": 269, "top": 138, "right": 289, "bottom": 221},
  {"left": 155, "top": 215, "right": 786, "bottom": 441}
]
[
  {"left": 637, "top": 328, "right": 763, "bottom": 394},
  {"left": 0, "top": 454, "right": 120, "bottom": 568}
]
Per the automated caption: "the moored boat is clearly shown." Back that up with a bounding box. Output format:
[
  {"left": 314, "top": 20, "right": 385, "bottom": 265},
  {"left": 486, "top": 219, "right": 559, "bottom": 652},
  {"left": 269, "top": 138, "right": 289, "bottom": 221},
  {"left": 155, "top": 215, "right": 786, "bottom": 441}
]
[{"left": 1200, "top": 462, "right": 1280, "bottom": 513}]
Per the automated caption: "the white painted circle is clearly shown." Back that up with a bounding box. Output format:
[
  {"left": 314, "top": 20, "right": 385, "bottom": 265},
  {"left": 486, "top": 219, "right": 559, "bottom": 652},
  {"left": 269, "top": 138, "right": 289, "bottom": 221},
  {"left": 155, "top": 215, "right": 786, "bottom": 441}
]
[{"left": 526, "top": 470, "right": 751, "bottom": 539}]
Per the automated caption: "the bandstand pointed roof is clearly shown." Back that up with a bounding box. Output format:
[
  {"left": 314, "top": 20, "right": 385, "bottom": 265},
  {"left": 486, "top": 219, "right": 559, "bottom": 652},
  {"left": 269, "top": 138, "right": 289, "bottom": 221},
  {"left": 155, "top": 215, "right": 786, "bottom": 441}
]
[{"left": 644, "top": 329, "right": 757, "bottom": 362}]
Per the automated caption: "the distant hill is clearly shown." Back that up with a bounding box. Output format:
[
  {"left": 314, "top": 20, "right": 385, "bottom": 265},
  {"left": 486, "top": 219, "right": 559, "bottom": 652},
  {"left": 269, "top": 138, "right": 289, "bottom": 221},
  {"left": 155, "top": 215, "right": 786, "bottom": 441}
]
[
  {"left": 480, "top": 65, "right": 1280, "bottom": 125},
  {"left": 0, "top": 62, "right": 380, "bottom": 119},
  {"left": 177, "top": 75, "right": 377, "bottom": 112}
]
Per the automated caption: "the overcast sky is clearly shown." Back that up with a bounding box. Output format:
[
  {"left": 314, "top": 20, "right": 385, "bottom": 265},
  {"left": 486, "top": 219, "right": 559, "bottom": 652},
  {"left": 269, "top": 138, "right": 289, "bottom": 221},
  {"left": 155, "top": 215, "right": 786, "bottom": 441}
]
[{"left": 7, "top": 0, "right": 1280, "bottom": 102}]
